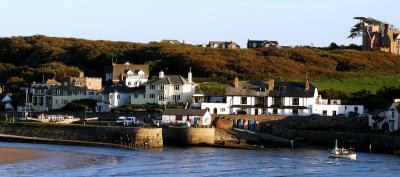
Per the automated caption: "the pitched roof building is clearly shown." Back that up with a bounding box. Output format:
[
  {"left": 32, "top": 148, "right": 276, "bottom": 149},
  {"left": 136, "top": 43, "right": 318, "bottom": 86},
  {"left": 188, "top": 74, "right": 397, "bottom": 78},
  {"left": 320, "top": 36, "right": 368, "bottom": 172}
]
[
  {"left": 208, "top": 41, "right": 240, "bottom": 49},
  {"left": 104, "top": 61, "right": 149, "bottom": 88},
  {"left": 247, "top": 39, "right": 280, "bottom": 49},
  {"left": 363, "top": 23, "right": 400, "bottom": 55}
]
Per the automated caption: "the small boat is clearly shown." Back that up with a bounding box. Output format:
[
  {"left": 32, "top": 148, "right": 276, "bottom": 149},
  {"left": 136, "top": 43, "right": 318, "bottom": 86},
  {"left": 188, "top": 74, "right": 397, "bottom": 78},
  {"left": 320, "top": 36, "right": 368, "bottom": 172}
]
[{"left": 329, "top": 139, "right": 356, "bottom": 159}]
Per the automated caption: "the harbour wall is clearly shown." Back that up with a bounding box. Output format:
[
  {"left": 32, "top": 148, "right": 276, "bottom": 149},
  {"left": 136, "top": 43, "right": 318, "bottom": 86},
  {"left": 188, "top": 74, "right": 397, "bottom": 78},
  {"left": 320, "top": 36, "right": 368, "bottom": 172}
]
[{"left": 163, "top": 127, "right": 215, "bottom": 145}]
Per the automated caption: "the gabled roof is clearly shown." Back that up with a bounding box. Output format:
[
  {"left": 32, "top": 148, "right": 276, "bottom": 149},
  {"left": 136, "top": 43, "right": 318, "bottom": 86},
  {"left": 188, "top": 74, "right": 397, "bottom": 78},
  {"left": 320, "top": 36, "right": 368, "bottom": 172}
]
[
  {"left": 247, "top": 39, "right": 280, "bottom": 48},
  {"left": 146, "top": 75, "right": 190, "bottom": 85},
  {"left": 111, "top": 63, "right": 149, "bottom": 81},
  {"left": 45, "top": 79, "right": 61, "bottom": 85},
  {"left": 388, "top": 102, "right": 400, "bottom": 112},
  {"left": 163, "top": 109, "right": 207, "bottom": 116},
  {"left": 160, "top": 40, "right": 181, "bottom": 44},
  {"left": 226, "top": 80, "right": 317, "bottom": 97},
  {"left": 208, "top": 41, "right": 239, "bottom": 48},
  {"left": 0, "top": 93, "right": 11, "bottom": 102},
  {"left": 102, "top": 82, "right": 133, "bottom": 94}
]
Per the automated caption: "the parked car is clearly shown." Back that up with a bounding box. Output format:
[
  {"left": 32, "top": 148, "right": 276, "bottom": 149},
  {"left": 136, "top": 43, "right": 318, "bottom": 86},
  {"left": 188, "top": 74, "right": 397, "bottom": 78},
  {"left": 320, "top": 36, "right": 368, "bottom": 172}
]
[{"left": 116, "top": 116, "right": 136, "bottom": 126}]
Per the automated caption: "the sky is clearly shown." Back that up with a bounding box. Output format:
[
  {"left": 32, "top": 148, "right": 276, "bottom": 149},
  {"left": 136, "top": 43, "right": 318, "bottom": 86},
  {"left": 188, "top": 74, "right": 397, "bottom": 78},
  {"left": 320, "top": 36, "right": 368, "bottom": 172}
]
[{"left": 0, "top": 0, "right": 398, "bottom": 47}]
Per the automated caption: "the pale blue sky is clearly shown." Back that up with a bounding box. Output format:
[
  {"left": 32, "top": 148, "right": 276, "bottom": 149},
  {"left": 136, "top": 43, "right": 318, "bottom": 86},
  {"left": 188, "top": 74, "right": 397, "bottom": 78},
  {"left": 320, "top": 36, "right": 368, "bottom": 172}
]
[{"left": 0, "top": 0, "right": 398, "bottom": 47}]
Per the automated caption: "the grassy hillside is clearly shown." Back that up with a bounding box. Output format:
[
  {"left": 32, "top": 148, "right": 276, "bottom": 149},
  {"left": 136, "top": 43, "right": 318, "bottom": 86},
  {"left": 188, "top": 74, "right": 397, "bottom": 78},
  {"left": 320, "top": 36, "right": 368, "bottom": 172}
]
[{"left": 1, "top": 35, "right": 400, "bottom": 94}]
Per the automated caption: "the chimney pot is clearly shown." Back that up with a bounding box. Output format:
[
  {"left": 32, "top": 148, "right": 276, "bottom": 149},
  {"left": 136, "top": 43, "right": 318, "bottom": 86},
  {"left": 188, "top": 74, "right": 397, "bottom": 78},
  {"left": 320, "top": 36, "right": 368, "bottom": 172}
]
[
  {"left": 268, "top": 79, "right": 274, "bottom": 91},
  {"left": 234, "top": 77, "right": 239, "bottom": 88}
]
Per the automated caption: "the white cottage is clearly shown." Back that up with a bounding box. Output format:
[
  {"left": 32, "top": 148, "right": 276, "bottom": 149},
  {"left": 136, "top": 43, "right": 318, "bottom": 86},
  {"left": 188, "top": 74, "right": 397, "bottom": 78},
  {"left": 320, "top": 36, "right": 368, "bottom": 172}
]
[
  {"left": 369, "top": 100, "right": 400, "bottom": 132},
  {"left": 102, "top": 82, "right": 133, "bottom": 111},
  {"left": 0, "top": 93, "right": 13, "bottom": 111},
  {"left": 162, "top": 109, "right": 211, "bottom": 126}
]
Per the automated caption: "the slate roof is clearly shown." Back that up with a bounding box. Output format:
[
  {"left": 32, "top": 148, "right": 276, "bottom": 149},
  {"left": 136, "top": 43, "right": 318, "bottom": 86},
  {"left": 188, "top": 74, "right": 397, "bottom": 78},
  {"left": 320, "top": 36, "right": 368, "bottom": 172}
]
[
  {"left": 111, "top": 63, "right": 149, "bottom": 81},
  {"left": 226, "top": 80, "right": 317, "bottom": 98},
  {"left": 146, "top": 75, "right": 190, "bottom": 85},
  {"left": 160, "top": 40, "right": 181, "bottom": 44},
  {"left": 102, "top": 82, "right": 133, "bottom": 94},
  {"left": 0, "top": 93, "right": 11, "bottom": 102},
  {"left": 163, "top": 109, "right": 207, "bottom": 116},
  {"left": 208, "top": 41, "right": 239, "bottom": 48},
  {"left": 247, "top": 39, "right": 280, "bottom": 48},
  {"left": 132, "top": 85, "right": 146, "bottom": 94}
]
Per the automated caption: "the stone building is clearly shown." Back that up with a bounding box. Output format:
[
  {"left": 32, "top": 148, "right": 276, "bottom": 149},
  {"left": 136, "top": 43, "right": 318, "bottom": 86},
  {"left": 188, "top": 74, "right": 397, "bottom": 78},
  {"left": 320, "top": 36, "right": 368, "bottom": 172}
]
[{"left": 363, "top": 23, "right": 400, "bottom": 55}]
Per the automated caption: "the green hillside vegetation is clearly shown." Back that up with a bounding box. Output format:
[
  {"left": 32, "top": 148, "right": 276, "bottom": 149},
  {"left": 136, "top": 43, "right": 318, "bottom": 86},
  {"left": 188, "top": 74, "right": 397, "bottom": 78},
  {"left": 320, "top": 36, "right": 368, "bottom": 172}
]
[{"left": 1, "top": 35, "right": 400, "bottom": 109}]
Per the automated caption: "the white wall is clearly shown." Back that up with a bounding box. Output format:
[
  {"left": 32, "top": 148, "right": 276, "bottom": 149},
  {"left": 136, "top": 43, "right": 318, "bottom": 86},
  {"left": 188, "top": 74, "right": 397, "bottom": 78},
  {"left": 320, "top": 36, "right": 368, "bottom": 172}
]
[{"left": 312, "top": 105, "right": 364, "bottom": 116}]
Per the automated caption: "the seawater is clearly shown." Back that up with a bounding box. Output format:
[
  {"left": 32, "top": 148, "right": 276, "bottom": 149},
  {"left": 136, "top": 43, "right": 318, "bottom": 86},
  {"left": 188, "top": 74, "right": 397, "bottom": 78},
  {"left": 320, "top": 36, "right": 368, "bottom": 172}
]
[{"left": 0, "top": 142, "right": 399, "bottom": 177}]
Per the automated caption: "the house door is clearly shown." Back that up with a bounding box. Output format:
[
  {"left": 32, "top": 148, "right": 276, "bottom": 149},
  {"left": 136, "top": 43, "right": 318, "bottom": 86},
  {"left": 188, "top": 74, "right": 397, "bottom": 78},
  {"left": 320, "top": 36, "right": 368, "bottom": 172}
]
[
  {"left": 255, "top": 109, "right": 259, "bottom": 115},
  {"left": 389, "top": 120, "right": 395, "bottom": 131},
  {"left": 333, "top": 111, "right": 337, "bottom": 116}
]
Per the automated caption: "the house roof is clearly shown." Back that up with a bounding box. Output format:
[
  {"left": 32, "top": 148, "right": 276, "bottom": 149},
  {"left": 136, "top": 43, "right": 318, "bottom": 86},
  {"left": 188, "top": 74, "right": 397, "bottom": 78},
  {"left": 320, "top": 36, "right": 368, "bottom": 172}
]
[
  {"left": 247, "top": 40, "right": 280, "bottom": 48},
  {"left": 45, "top": 79, "right": 61, "bottom": 85},
  {"left": 111, "top": 63, "right": 149, "bottom": 81},
  {"left": 146, "top": 75, "right": 190, "bottom": 85},
  {"left": 162, "top": 109, "right": 207, "bottom": 116},
  {"left": 226, "top": 80, "right": 317, "bottom": 97},
  {"left": 388, "top": 102, "right": 400, "bottom": 112},
  {"left": 102, "top": 82, "right": 133, "bottom": 94},
  {"left": 208, "top": 41, "right": 239, "bottom": 48},
  {"left": 132, "top": 86, "right": 146, "bottom": 94},
  {"left": 160, "top": 40, "right": 181, "bottom": 44},
  {"left": 0, "top": 93, "right": 11, "bottom": 102},
  {"left": 370, "top": 109, "right": 384, "bottom": 115}
]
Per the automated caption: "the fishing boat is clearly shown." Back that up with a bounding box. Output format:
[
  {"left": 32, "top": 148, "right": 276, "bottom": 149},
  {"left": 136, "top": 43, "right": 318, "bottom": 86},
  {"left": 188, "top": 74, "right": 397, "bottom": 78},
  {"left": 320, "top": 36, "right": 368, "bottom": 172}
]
[{"left": 329, "top": 139, "right": 356, "bottom": 159}]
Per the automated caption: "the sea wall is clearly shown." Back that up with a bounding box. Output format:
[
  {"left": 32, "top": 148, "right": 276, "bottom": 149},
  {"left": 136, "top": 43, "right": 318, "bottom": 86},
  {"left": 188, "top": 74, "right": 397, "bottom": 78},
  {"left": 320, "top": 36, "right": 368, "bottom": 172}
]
[
  {"left": 0, "top": 123, "right": 163, "bottom": 148},
  {"left": 272, "top": 127, "right": 400, "bottom": 154},
  {"left": 163, "top": 127, "right": 215, "bottom": 145}
]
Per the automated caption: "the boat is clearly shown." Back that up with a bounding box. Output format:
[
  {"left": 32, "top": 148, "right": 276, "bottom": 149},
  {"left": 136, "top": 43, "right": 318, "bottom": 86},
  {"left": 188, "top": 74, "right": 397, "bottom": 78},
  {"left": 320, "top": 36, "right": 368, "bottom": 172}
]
[{"left": 329, "top": 139, "right": 356, "bottom": 159}]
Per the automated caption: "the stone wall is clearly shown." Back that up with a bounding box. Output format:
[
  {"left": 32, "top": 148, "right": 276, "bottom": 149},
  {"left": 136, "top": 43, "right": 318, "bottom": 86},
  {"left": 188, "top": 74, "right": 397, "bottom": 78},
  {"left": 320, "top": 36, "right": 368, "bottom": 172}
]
[
  {"left": 164, "top": 127, "right": 215, "bottom": 145},
  {"left": 134, "top": 128, "right": 163, "bottom": 148}
]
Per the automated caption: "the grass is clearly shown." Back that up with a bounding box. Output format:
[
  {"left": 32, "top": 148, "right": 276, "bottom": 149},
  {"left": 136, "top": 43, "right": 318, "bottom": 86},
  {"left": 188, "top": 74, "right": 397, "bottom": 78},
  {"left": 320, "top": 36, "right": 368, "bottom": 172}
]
[
  {"left": 312, "top": 75, "right": 400, "bottom": 94},
  {"left": 197, "top": 75, "right": 400, "bottom": 95}
]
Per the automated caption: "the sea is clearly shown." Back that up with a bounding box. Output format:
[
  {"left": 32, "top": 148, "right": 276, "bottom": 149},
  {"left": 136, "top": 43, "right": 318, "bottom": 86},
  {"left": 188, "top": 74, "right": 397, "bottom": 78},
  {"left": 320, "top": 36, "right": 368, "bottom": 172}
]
[{"left": 0, "top": 142, "right": 399, "bottom": 177}]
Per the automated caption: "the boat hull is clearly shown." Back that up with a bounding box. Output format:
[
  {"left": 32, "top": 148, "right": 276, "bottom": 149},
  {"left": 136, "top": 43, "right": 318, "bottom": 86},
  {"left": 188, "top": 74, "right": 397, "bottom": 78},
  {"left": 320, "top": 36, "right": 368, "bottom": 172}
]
[{"left": 329, "top": 153, "right": 356, "bottom": 159}]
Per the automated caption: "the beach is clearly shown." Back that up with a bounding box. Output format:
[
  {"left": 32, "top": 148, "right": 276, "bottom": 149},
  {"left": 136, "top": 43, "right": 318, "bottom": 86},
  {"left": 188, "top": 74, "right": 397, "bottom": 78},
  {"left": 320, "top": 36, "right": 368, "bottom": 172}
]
[{"left": 0, "top": 147, "right": 45, "bottom": 165}]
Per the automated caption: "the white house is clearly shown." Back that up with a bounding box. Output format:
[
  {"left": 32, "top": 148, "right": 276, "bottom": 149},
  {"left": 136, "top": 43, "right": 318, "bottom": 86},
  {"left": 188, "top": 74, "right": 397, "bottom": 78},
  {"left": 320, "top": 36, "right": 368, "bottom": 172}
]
[
  {"left": 312, "top": 96, "right": 364, "bottom": 116},
  {"left": 369, "top": 99, "right": 400, "bottom": 132},
  {"left": 162, "top": 109, "right": 211, "bottom": 126},
  {"left": 101, "top": 82, "right": 133, "bottom": 111},
  {"left": 200, "top": 77, "right": 364, "bottom": 116},
  {"left": 131, "top": 70, "right": 195, "bottom": 106},
  {"left": 104, "top": 61, "right": 149, "bottom": 88},
  {"left": 0, "top": 93, "right": 13, "bottom": 111}
]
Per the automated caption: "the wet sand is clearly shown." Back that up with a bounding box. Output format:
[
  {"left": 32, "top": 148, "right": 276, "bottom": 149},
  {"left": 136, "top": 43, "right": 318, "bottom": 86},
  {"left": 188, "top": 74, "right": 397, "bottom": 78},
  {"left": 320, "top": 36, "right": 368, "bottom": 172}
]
[{"left": 0, "top": 147, "right": 46, "bottom": 165}]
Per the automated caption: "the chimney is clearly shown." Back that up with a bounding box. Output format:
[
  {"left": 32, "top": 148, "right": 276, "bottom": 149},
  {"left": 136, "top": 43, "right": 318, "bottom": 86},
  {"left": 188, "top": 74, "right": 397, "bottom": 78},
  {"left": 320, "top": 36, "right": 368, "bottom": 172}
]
[
  {"left": 234, "top": 77, "right": 239, "bottom": 88},
  {"left": 305, "top": 79, "right": 310, "bottom": 91},
  {"left": 188, "top": 67, "right": 192, "bottom": 84},
  {"left": 384, "top": 23, "right": 389, "bottom": 36},
  {"left": 268, "top": 79, "right": 274, "bottom": 91},
  {"left": 159, "top": 70, "right": 164, "bottom": 78},
  {"left": 79, "top": 71, "right": 84, "bottom": 78}
]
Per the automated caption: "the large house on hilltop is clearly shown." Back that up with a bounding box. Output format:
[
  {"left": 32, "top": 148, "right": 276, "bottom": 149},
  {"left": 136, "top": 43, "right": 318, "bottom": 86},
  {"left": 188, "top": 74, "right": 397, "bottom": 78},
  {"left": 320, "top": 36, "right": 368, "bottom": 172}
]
[
  {"left": 363, "top": 23, "right": 400, "bottom": 55},
  {"left": 208, "top": 41, "right": 240, "bottom": 49},
  {"left": 104, "top": 62, "right": 149, "bottom": 88},
  {"left": 247, "top": 39, "right": 280, "bottom": 49},
  {"left": 199, "top": 78, "right": 363, "bottom": 116}
]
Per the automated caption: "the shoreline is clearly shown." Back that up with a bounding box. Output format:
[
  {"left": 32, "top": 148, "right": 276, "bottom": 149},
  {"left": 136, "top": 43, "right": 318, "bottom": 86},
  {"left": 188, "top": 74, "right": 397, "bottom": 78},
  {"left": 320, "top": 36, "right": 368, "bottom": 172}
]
[{"left": 0, "top": 146, "right": 46, "bottom": 165}]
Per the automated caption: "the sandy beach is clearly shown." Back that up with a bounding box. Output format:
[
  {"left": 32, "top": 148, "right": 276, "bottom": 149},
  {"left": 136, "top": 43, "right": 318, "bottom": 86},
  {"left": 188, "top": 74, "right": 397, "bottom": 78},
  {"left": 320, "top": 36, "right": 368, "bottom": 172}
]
[{"left": 0, "top": 147, "right": 46, "bottom": 165}]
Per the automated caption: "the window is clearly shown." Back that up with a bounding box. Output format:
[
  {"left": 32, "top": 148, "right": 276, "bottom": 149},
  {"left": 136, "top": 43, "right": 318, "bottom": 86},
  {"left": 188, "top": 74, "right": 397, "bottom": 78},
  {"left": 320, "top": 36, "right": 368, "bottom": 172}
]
[
  {"left": 292, "top": 109, "right": 298, "bottom": 115},
  {"left": 128, "top": 82, "right": 132, "bottom": 86},
  {"left": 273, "top": 97, "right": 282, "bottom": 106},
  {"left": 134, "top": 94, "right": 138, "bottom": 98},
  {"left": 273, "top": 109, "right": 278, "bottom": 115},
  {"left": 176, "top": 115, "right": 182, "bottom": 121},
  {"left": 173, "top": 95, "right": 180, "bottom": 102},
  {"left": 158, "top": 94, "right": 164, "bottom": 101},
  {"left": 241, "top": 97, "right": 247, "bottom": 104},
  {"left": 354, "top": 106, "right": 358, "bottom": 114},
  {"left": 220, "top": 108, "right": 225, "bottom": 112},
  {"left": 150, "top": 94, "right": 155, "bottom": 98},
  {"left": 158, "top": 85, "right": 165, "bottom": 90},
  {"left": 62, "top": 100, "right": 68, "bottom": 104},
  {"left": 262, "top": 109, "right": 266, "bottom": 114},
  {"left": 117, "top": 95, "right": 120, "bottom": 99},
  {"left": 255, "top": 109, "right": 259, "bottom": 115},
  {"left": 174, "top": 85, "right": 180, "bottom": 90},
  {"left": 213, "top": 108, "right": 218, "bottom": 114},
  {"left": 323, "top": 110, "right": 327, "bottom": 116},
  {"left": 55, "top": 100, "right": 58, "bottom": 104},
  {"left": 292, "top": 98, "right": 299, "bottom": 105},
  {"left": 63, "top": 82, "right": 68, "bottom": 86},
  {"left": 56, "top": 90, "right": 61, "bottom": 95},
  {"left": 333, "top": 111, "right": 337, "bottom": 116},
  {"left": 150, "top": 85, "right": 155, "bottom": 90}
]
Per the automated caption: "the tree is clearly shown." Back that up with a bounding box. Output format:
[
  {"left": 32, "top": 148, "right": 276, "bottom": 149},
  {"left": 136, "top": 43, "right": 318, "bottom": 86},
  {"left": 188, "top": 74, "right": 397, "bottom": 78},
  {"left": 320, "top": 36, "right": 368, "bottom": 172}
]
[{"left": 348, "top": 17, "right": 384, "bottom": 39}]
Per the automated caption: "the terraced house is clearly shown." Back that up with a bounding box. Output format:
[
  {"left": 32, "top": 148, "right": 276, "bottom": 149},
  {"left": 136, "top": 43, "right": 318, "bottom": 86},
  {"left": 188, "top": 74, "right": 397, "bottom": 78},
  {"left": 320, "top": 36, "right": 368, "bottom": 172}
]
[
  {"left": 31, "top": 72, "right": 102, "bottom": 111},
  {"left": 200, "top": 78, "right": 364, "bottom": 116}
]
